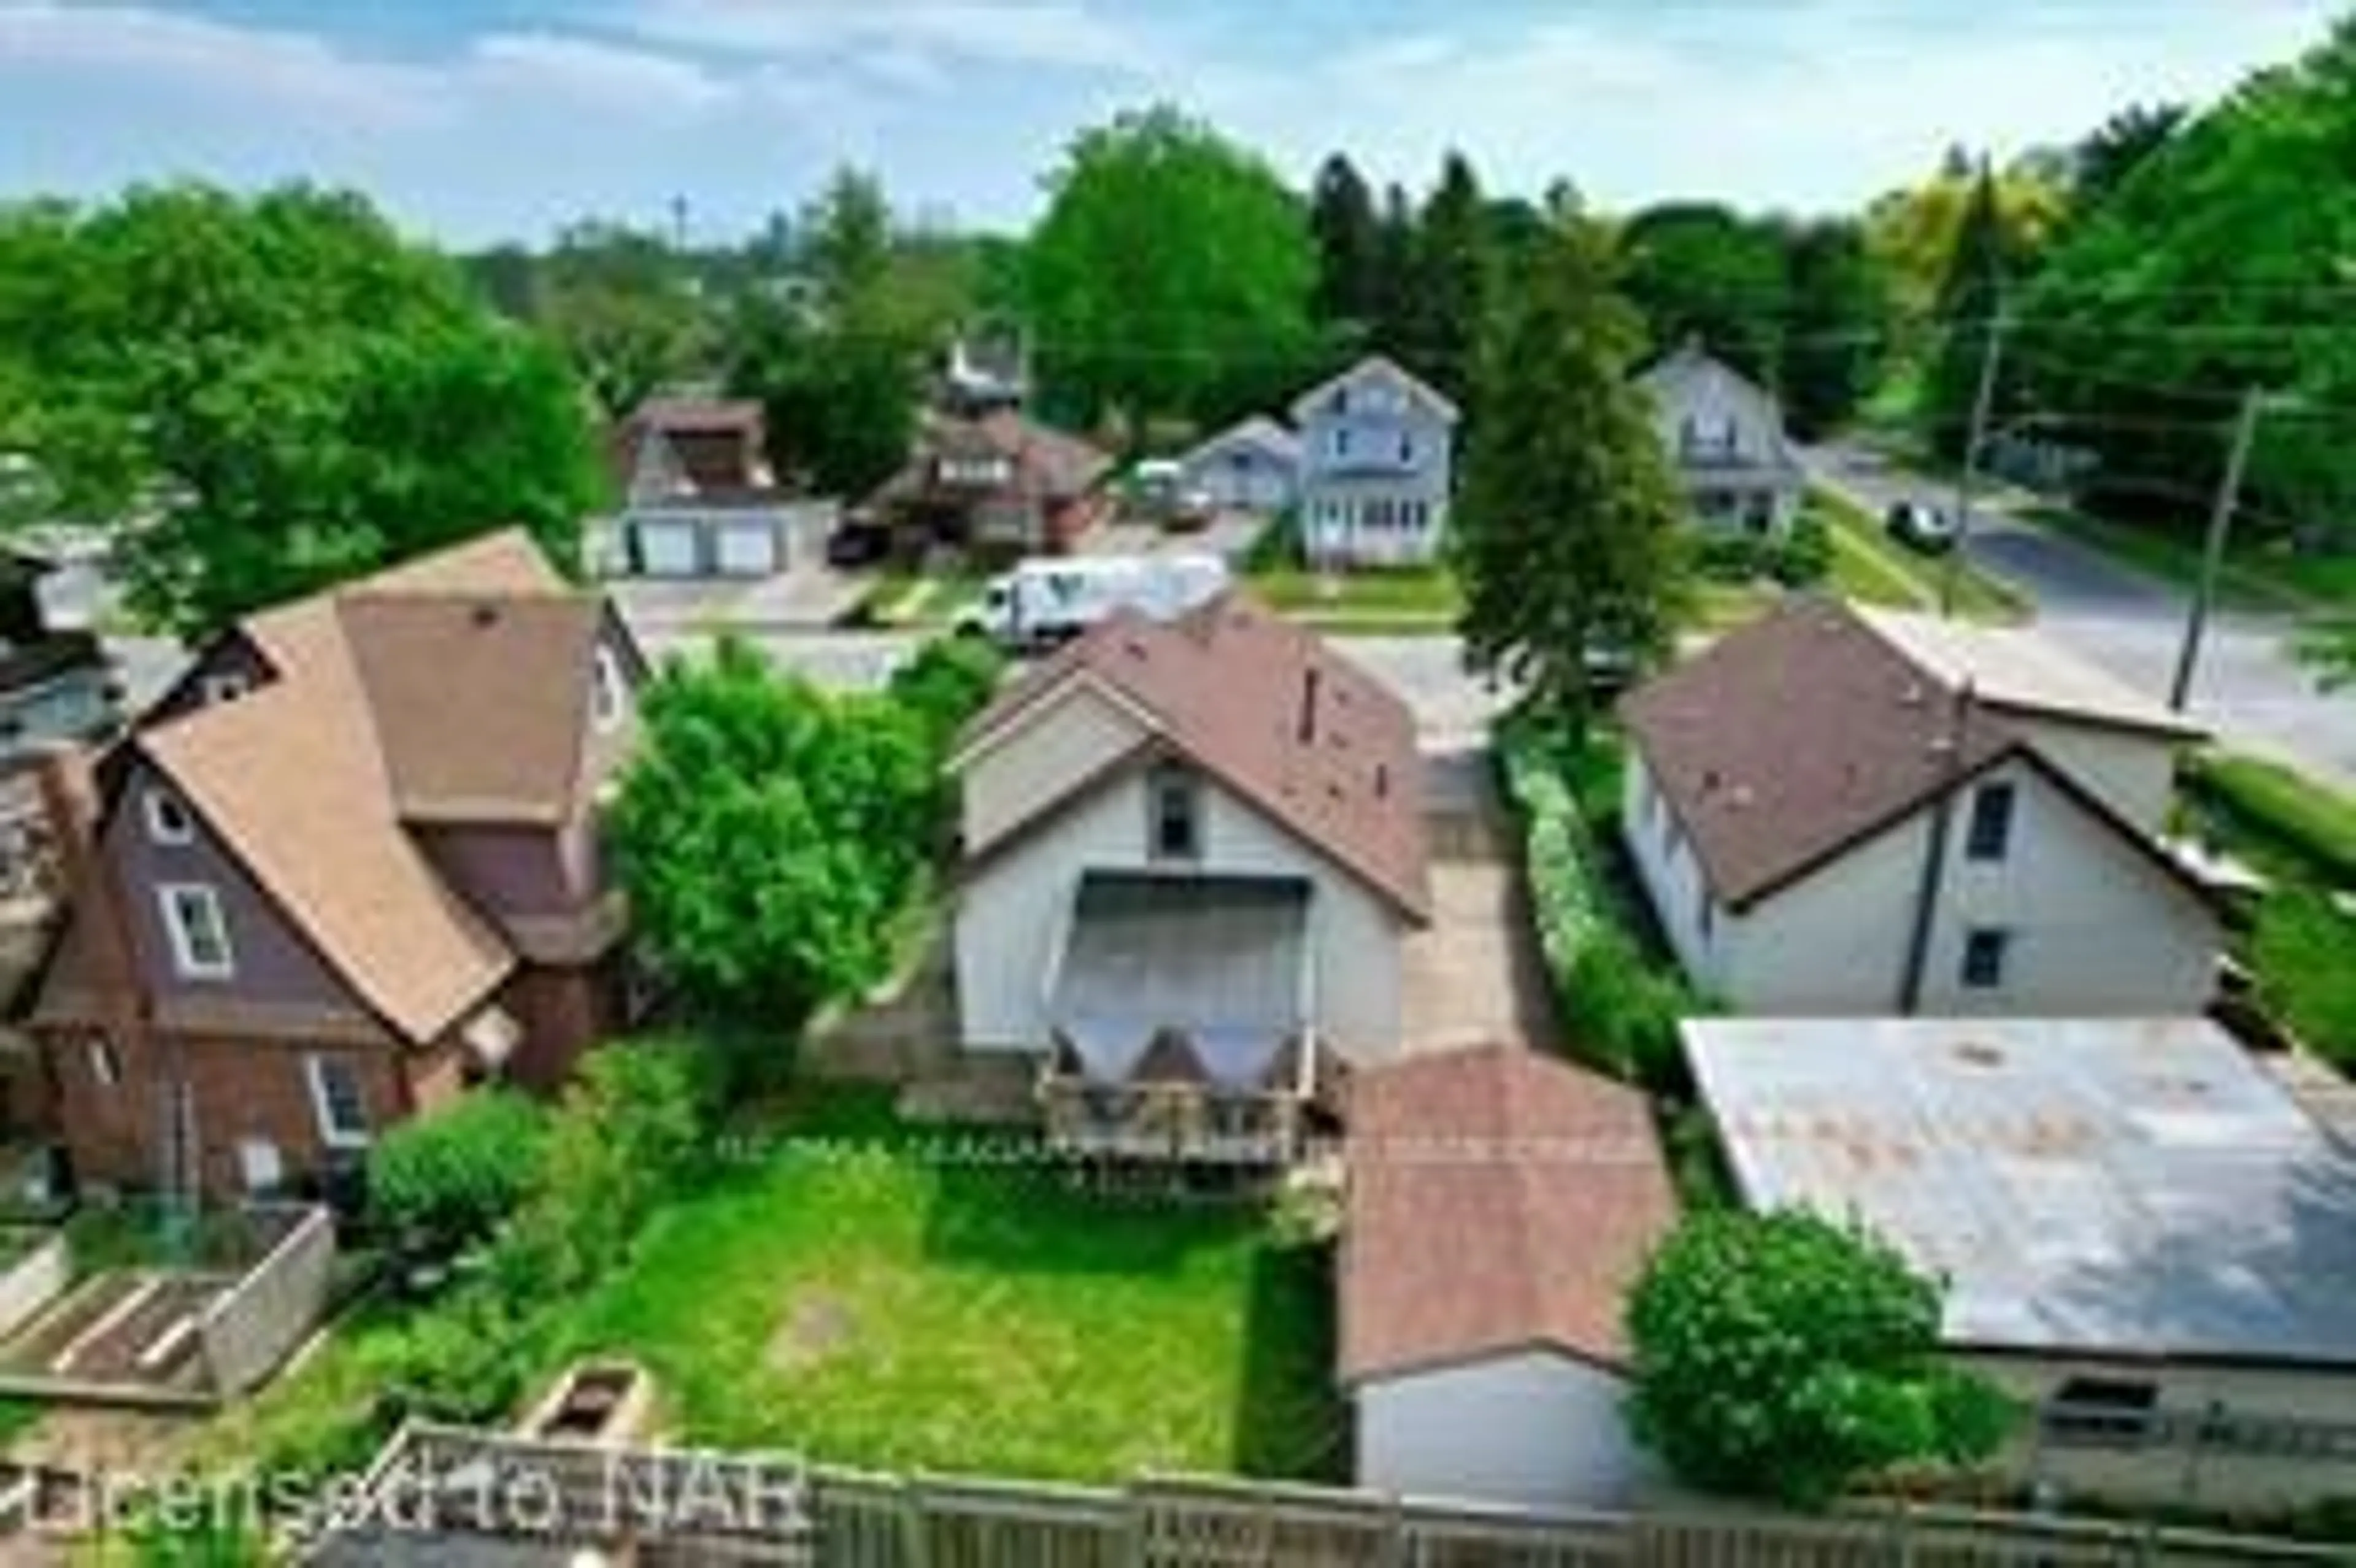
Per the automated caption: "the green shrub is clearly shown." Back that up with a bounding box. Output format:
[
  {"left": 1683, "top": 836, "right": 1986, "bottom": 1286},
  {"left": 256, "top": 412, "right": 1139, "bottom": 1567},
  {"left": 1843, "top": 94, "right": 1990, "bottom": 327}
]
[
  {"left": 372, "top": 1287, "right": 532, "bottom": 1429},
  {"left": 1628, "top": 1209, "right": 2012, "bottom": 1507},
  {"left": 364, "top": 1091, "right": 547, "bottom": 1258},
  {"left": 491, "top": 1042, "right": 712, "bottom": 1298},
  {"left": 887, "top": 634, "right": 1007, "bottom": 756},
  {"left": 1772, "top": 513, "right": 1834, "bottom": 586},
  {"left": 1498, "top": 723, "right": 1701, "bottom": 1090},
  {"left": 2254, "top": 890, "right": 2356, "bottom": 1068},
  {"left": 1693, "top": 531, "right": 1766, "bottom": 583}
]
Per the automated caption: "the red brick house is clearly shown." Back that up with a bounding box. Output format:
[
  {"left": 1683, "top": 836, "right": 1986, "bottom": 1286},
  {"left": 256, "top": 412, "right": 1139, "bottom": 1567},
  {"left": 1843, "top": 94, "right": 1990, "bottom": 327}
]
[
  {"left": 25, "top": 530, "right": 645, "bottom": 1198},
  {"left": 866, "top": 409, "right": 1112, "bottom": 556}
]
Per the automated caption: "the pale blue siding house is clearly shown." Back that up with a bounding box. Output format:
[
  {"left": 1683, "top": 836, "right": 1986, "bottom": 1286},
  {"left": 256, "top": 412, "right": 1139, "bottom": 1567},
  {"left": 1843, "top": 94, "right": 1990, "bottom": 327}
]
[{"left": 1291, "top": 356, "right": 1460, "bottom": 569}]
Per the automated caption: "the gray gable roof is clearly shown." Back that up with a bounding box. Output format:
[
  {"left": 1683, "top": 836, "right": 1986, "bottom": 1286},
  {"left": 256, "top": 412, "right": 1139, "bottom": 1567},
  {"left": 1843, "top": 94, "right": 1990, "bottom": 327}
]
[
  {"left": 1289, "top": 355, "right": 1460, "bottom": 426},
  {"left": 1183, "top": 415, "right": 1302, "bottom": 467}
]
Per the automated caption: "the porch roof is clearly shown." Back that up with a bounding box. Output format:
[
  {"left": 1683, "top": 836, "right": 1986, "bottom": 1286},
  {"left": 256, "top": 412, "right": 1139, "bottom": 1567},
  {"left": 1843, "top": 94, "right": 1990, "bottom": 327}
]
[{"left": 1049, "top": 870, "right": 1311, "bottom": 1088}]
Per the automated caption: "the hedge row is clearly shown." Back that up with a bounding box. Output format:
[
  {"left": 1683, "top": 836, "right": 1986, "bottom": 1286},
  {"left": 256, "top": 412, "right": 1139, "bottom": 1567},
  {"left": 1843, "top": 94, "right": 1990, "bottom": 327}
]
[{"left": 1498, "top": 726, "right": 1698, "bottom": 1091}]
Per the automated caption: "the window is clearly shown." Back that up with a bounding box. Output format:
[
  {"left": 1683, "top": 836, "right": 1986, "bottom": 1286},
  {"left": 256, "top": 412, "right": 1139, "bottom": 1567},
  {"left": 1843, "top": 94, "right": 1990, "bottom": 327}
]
[
  {"left": 304, "top": 1054, "right": 371, "bottom": 1149},
  {"left": 237, "top": 1139, "right": 284, "bottom": 1194},
  {"left": 87, "top": 1037, "right": 121, "bottom": 1088},
  {"left": 201, "top": 672, "right": 250, "bottom": 705},
  {"left": 1699, "top": 896, "right": 1716, "bottom": 944},
  {"left": 1397, "top": 432, "right": 1415, "bottom": 464},
  {"left": 142, "top": 788, "right": 193, "bottom": 847},
  {"left": 591, "top": 645, "right": 626, "bottom": 731},
  {"left": 1332, "top": 427, "right": 1353, "bottom": 460},
  {"left": 157, "top": 883, "right": 234, "bottom": 980},
  {"left": 1960, "top": 926, "right": 2010, "bottom": 990},
  {"left": 2042, "top": 1377, "right": 2158, "bottom": 1447},
  {"left": 1149, "top": 766, "right": 1201, "bottom": 861},
  {"left": 1965, "top": 781, "right": 2016, "bottom": 862}
]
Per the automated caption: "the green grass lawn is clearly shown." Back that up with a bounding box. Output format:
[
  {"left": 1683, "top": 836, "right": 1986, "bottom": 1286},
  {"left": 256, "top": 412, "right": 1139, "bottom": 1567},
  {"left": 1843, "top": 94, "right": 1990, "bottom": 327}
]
[
  {"left": 1809, "top": 487, "right": 2029, "bottom": 623},
  {"left": 1246, "top": 564, "right": 1461, "bottom": 625},
  {"left": 2182, "top": 750, "right": 2356, "bottom": 890},
  {"left": 199, "top": 1088, "right": 1341, "bottom": 1487}
]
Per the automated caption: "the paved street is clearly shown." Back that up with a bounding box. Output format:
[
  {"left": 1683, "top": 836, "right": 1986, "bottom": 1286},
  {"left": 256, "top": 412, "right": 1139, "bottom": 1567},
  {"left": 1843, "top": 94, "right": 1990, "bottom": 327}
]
[{"left": 1804, "top": 441, "right": 2356, "bottom": 786}]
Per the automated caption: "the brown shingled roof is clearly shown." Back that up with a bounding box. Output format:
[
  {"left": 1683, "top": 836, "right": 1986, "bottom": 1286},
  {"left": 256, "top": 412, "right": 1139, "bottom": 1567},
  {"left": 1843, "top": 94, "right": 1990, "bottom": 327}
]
[
  {"left": 1341, "top": 1043, "right": 1677, "bottom": 1382},
  {"left": 958, "top": 591, "right": 1430, "bottom": 921},
  {"left": 1617, "top": 598, "right": 2019, "bottom": 910},
  {"left": 43, "top": 529, "right": 615, "bottom": 1044}
]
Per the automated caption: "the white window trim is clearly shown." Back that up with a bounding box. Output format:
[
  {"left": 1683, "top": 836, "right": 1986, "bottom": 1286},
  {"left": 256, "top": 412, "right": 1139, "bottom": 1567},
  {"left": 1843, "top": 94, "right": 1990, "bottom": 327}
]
[
  {"left": 141, "top": 788, "right": 194, "bottom": 847},
  {"left": 304, "top": 1054, "right": 372, "bottom": 1150},
  {"left": 88, "top": 1037, "right": 120, "bottom": 1088},
  {"left": 156, "top": 882, "right": 234, "bottom": 980}
]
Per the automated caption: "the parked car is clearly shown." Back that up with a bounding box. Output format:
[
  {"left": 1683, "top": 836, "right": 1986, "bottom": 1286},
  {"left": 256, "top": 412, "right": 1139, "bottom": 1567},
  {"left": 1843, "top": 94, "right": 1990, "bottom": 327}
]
[
  {"left": 825, "top": 522, "right": 891, "bottom": 567},
  {"left": 1884, "top": 499, "right": 1958, "bottom": 553},
  {"left": 957, "top": 553, "right": 1231, "bottom": 651}
]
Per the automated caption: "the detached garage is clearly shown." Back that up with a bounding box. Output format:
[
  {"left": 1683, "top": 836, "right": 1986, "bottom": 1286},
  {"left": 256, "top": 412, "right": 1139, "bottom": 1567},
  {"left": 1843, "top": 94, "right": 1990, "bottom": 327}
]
[
  {"left": 1342, "top": 1044, "right": 1677, "bottom": 1509},
  {"left": 1180, "top": 417, "right": 1301, "bottom": 514}
]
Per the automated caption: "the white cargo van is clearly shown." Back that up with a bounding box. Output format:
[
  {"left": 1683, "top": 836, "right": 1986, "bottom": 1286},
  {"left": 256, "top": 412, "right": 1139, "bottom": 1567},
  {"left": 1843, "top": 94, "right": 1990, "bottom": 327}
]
[{"left": 959, "top": 553, "right": 1230, "bottom": 650}]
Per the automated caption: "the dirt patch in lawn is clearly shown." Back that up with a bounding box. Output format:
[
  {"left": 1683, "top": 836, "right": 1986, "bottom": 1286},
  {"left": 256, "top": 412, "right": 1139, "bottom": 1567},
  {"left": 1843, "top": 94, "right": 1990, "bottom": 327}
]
[{"left": 766, "top": 1289, "right": 856, "bottom": 1373}]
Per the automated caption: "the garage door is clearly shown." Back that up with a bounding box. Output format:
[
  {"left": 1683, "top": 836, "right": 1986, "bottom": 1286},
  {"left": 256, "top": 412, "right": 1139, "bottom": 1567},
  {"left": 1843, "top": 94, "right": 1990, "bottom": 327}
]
[
  {"left": 633, "top": 519, "right": 699, "bottom": 576},
  {"left": 714, "top": 519, "right": 780, "bottom": 577}
]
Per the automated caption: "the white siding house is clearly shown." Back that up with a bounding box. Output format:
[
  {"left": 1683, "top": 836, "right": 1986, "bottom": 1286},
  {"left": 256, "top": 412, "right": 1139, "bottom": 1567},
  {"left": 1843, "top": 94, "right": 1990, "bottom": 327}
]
[
  {"left": 1623, "top": 750, "right": 2221, "bottom": 1016},
  {"left": 949, "top": 595, "right": 1428, "bottom": 1158},
  {"left": 1634, "top": 342, "right": 1804, "bottom": 534},
  {"left": 1619, "top": 601, "right": 2220, "bottom": 1018},
  {"left": 1292, "top": 357, "right": 1459, "bottom": 569}
]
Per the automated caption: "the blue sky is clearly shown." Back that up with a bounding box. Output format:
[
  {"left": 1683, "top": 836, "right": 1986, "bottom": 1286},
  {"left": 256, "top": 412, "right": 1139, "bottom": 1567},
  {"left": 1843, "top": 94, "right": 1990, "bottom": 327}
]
[{"left": 0, "top": 0, "right": 2337, "bottom": 245}]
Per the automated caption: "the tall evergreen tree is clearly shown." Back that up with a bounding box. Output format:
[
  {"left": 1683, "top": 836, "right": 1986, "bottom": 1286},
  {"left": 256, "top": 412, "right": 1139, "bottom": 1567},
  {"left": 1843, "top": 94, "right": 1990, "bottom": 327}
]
[
  {"left": 1370, "top": 182, "right": 1419, "bottom": 360},
  {"left": 1408, "top": 152, "right": 1490, "bottom": 406},
  {"left": 1453, "top": 215, "right": 1690, "bottom": 736},
  {"left": 1920, "top": 161, "right": 2009, "bottom": 461},
  {"left": 1307, "top": 153, "right": 1381, "bottom": 332}
]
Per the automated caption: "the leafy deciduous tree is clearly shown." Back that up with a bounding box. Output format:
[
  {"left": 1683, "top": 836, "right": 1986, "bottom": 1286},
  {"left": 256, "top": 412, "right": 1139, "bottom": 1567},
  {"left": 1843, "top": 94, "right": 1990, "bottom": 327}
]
[
  {"left": 612, "top": 636, "right": 932, "bottom": 1024},
  {"left": 1026, "top": 106, "right": 1319, "bottom": 431},
  {"left": 0, "top": 183, "right": 599, "bottom": 636},
  {"left": 1618, "top": 202, "right": 1789, "bottom": 389},
  {"left": 1628, "top": 1209, "right": 2012, "bottom": 1506},
  {"left": 1780, "top": 219, "right": 1891, "bottom": 438}
]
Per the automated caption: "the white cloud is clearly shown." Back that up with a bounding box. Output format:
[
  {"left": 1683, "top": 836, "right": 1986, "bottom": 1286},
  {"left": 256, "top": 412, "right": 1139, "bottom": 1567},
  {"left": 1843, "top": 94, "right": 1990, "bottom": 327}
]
[
  {"left": 0, "top": 0, "right": 2341, "bottom": 242},
  {"left": 614, "top": 0, "right": 1153, "bottom": 72}
]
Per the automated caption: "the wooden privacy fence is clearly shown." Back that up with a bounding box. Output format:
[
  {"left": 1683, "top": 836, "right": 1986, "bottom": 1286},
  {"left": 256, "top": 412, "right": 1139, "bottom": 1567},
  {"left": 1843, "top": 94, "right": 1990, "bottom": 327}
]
[{"left": 302, "top": 1424, "right": 2355, "bottom": 1567}]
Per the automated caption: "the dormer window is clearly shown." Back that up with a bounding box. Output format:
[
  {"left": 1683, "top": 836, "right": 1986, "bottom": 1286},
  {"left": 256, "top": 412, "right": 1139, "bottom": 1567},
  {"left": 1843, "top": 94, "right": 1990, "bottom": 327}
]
[
  {"left": 591, "top": 645, "right": 626, "bottom": 732},
  {"left": 142, "top": 788, "right": 194, "bottom": 847},
  {"left": 201, "top": 672, "right": 250, "bottom": 705}
]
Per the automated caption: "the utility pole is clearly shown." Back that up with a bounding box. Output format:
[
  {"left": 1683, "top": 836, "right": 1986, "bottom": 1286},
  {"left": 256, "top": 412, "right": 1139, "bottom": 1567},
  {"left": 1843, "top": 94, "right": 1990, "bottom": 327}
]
[
  {"left": 1943, "top": 310, "right": 2006, "bottom": 618},
  {"left": 2169, "top": 387, "right": 2268, "bottom": 712}
]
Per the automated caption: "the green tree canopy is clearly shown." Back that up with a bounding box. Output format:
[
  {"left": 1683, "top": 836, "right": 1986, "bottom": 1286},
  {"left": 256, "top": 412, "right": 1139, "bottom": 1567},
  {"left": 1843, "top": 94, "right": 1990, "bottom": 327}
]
[
  {"left": 1404, "top": 152, "right": 1493, "bottom": 408},
  {"left": 539, "top": 219, "right": 707, "bottom": 415},
  {"left": 1919, "top": 163, "right": 2014, "bottom": 461},
  {"left": 0, "top": 183, "right": 598, "bottom": 636},
  {"left": 1309, "top": 152, "right": 1382, "bottom": 337},
  {"left": 1779, "top": 219, "right": 1892, "bottom": 438},
  {"left": 1617, "top": 201, "right": 1790, "bottom": 389},
  {"left": 612, "top": 635, "right": 933, "bottom": 1024},
  {"left": 1026, "top": 106, "right": 1319, "bottom": 431},
  {"left": 2011, "top": 17, "right": 2356, "bottom": 558},
  {"left": 1628, "top": 1209, "right": 2012, "bottom": 1506},
  {"left": 726, "top": 166, "right": 947, "bottom": 498},
  {"left": 1452, "top": 213, "right": 1690, "bottom": 734}
]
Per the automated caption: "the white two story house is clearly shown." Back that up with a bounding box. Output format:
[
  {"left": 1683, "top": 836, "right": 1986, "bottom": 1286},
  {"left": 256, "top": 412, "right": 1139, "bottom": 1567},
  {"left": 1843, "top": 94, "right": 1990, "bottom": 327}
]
[
  {"left": 1635, "top": 341, "right": 1804, "bottom": 536},
  {"left": 1291, "top": 356, "right": 1459, "bottom": 569},
  {"left": 949, "top": 592, "right": 1431, "bottom": 1159},
  {"left": 1617, "top": 600, "right": 2219, "bottom": 1017}
]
